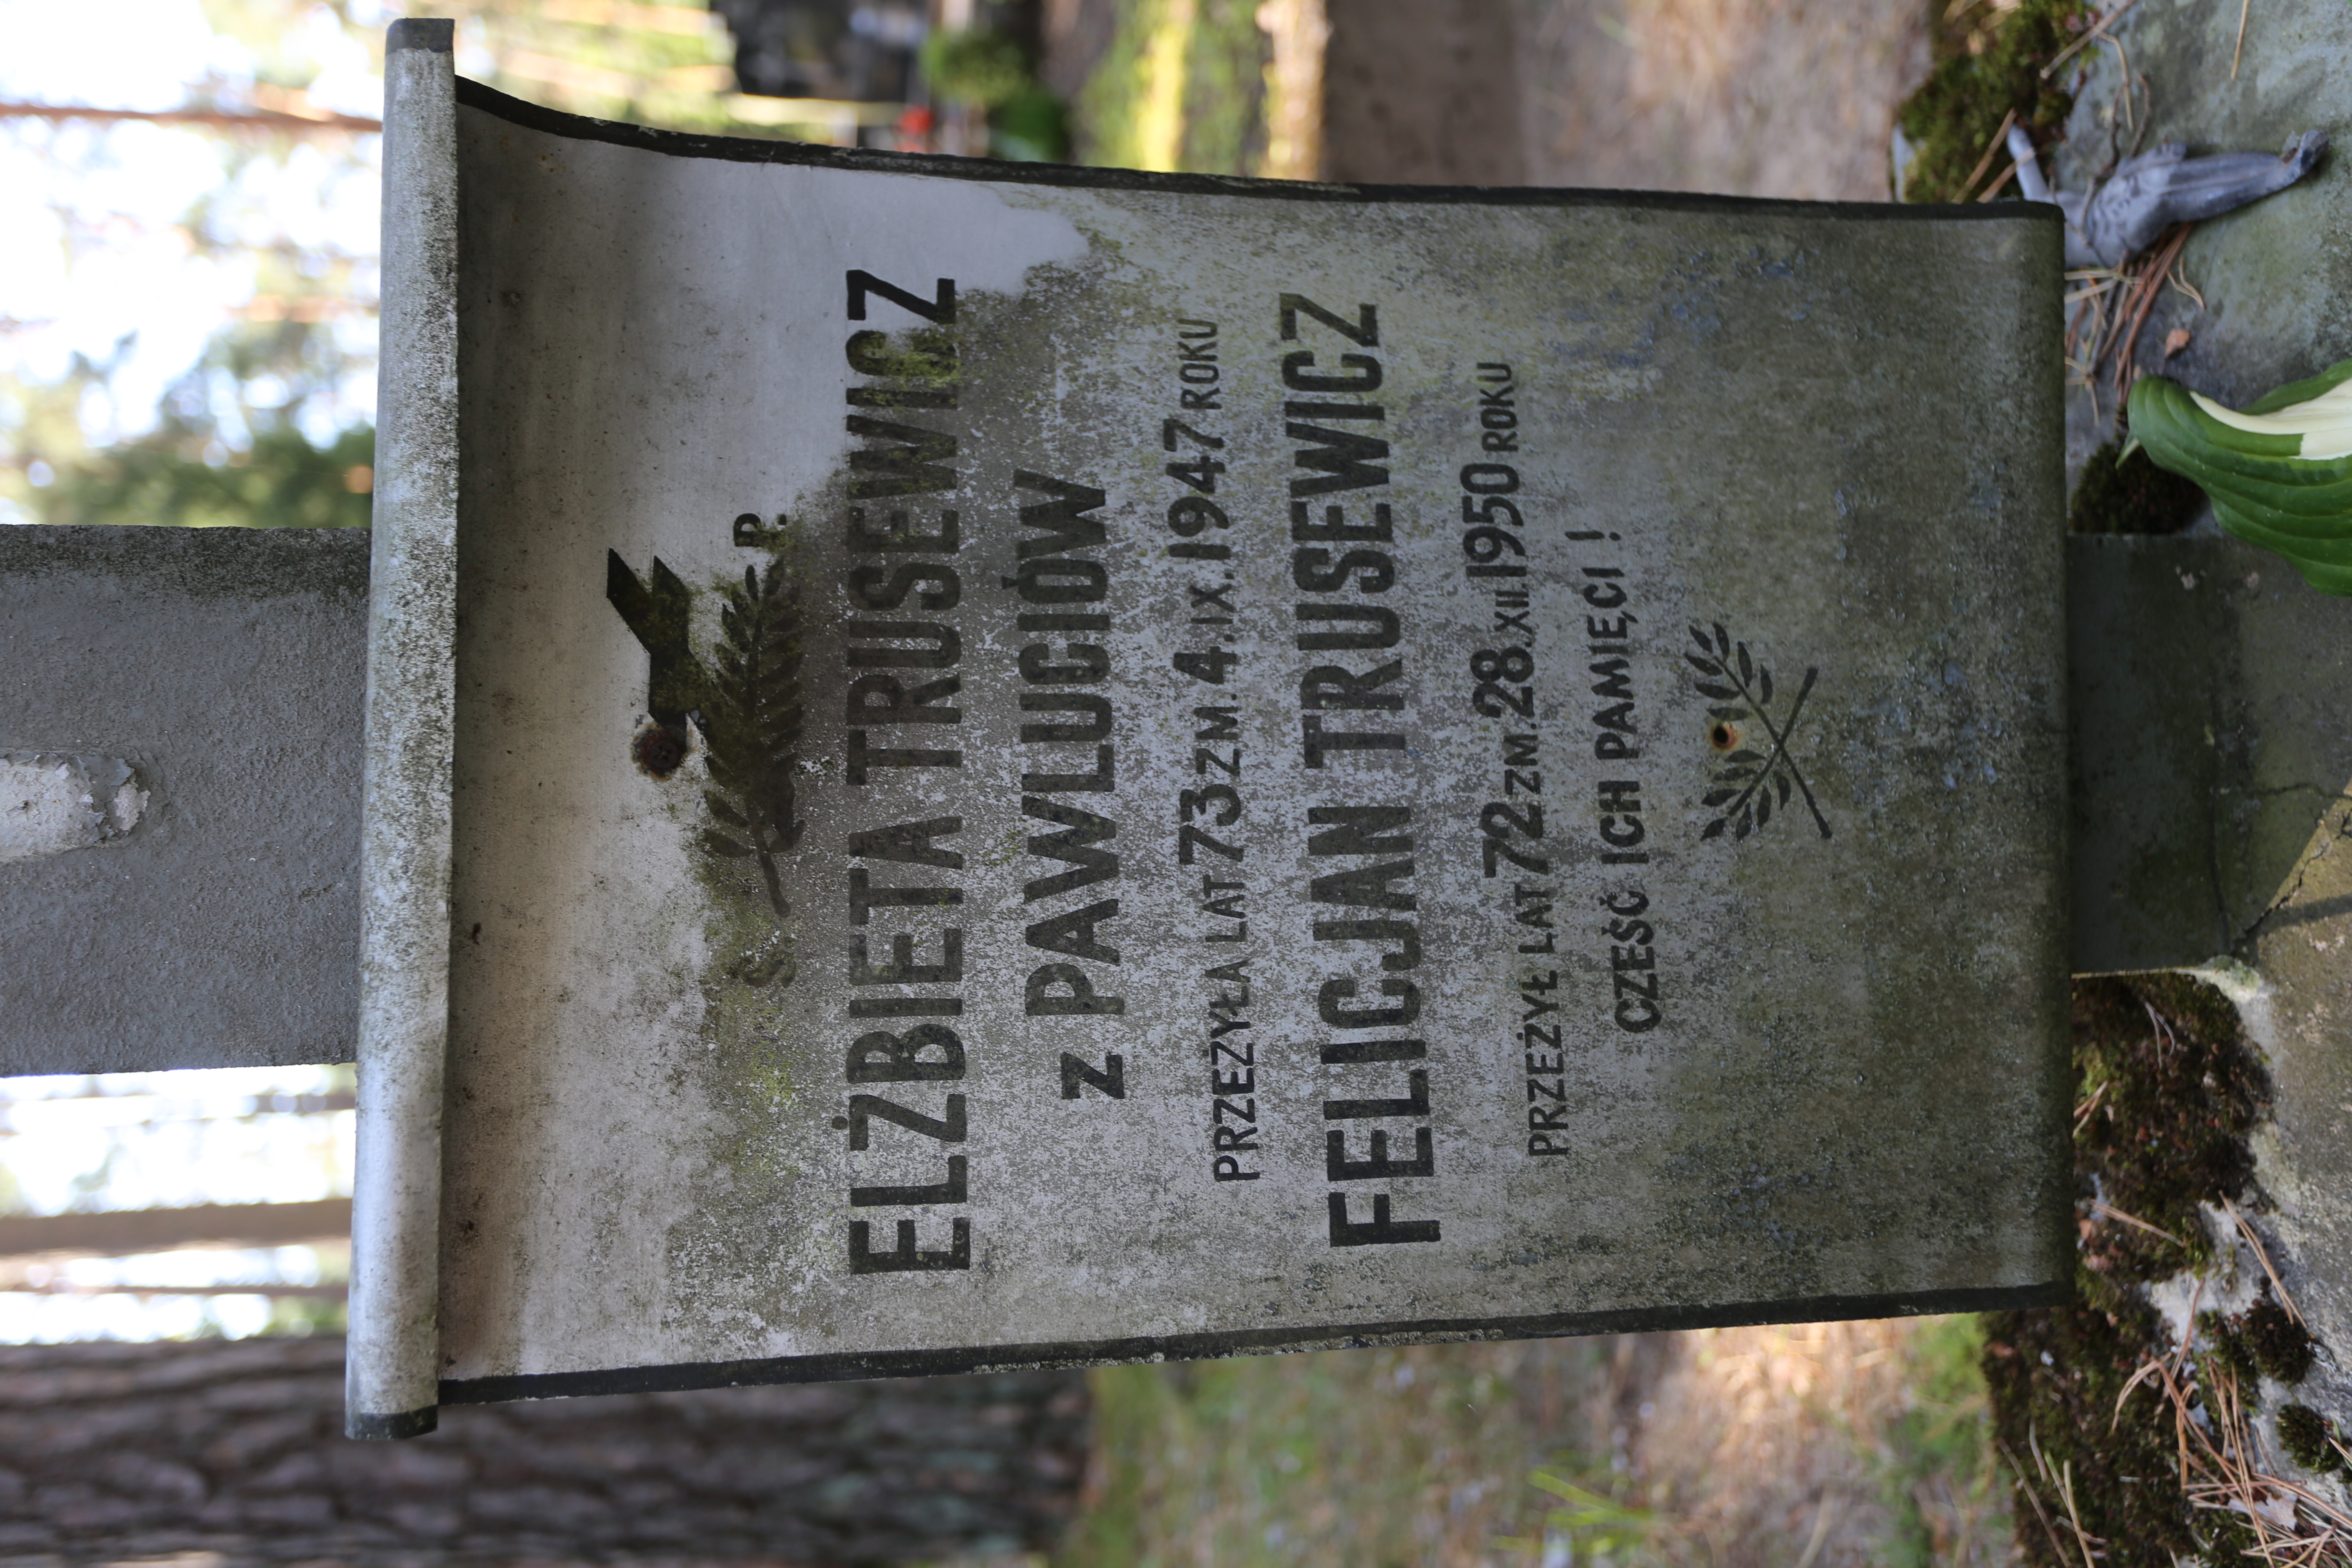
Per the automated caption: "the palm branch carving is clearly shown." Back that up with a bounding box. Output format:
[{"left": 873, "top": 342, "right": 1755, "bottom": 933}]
[
  {"left": 1686, "top": 622, "right": 1830, "bottom": 842},
  {"left": 697, "top": 561, "right": 807, "bottom": 922}
]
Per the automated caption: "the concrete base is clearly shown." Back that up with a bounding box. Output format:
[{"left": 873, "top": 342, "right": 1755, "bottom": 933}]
[{"left": 0, "top": 525, "right": 365, "bottom": 1076}]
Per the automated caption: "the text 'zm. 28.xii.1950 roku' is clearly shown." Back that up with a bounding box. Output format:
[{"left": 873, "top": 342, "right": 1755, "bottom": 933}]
[{"left": 343, "top": 18, "right": 2071, "bottom": 1438}]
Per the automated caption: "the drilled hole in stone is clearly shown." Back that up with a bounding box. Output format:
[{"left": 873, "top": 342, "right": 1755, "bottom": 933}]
[{"left": 633, "top": 723, "right": 688, "bottom": 779}]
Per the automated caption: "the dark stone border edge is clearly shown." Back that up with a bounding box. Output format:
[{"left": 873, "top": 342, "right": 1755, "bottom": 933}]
[
  {"left": 388, "top": 17, "right": 453, "bottom": 53},
  {"left": 442, "top": 1280, "right": 2070, "bottom": 1405},
  {"left": 452, "top": 76, "right": 2065, "bottom": 223},
  {"left": 347, "top": 1403, "right": 441, "bottom": 1439}
]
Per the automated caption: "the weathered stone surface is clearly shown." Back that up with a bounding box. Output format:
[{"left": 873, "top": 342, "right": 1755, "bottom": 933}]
[
  {"left": 348, "top": 14, "right": 464, "bottom": 1442},
  {"left": 0, "top": 523, "right": 366, "bottom": 1075},
  {"left": 402, "top": 80, "right": 2074, "bottom": 1409},
  {"left": 2067, "top": 534, "right": 2352, "bottom": 973}
]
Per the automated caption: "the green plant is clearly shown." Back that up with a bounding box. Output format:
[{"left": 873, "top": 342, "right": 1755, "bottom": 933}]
[
  {"left": 921, "top": 27, "right": 1033, "bottom": 109},
  {"left": 1875, "top": 1316, "right": 2008, "bottom": 1567},
  {"left": 1056, "top": 1347, "right": 1611, "bottom": 1566},
  {"left": 2128, "top": 358, "right": 2352, "bottom": 594},
  {"left": 991, "top": 82, "right": 1070, "bottom": 162},
  {"left": 916, "top": 27, "right": 1069, "bottom": 163},
  {"left": 31, "top": 422, "right": 375, "bottom": 531},
  {"left": 1500, "top": 1468, "right": 1657, "bottom": 1564}
]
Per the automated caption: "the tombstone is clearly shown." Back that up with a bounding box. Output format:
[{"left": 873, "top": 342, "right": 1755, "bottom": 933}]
[
  {"left": 309, "top": 18, "right": 2092, "bottom": 1438},
  {"left": 7, "top": 18, "right": 2100, "bottom": 1443}
]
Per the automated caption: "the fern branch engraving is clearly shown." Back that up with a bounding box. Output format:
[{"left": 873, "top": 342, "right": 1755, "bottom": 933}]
[
  {"left": 1686, "top": 622, "right": 1830, "bottom": 843},
  {"left": 697, "top": 560, "right": 807, "bottom": 924}
]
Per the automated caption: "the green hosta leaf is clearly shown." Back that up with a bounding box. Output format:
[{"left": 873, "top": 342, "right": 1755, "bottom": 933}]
[{"left": 2129, "top": 358, "right": 2352, "bottom": 596}]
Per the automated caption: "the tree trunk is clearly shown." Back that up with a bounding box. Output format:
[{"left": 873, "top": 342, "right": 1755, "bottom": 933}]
[{"left": 0, "top": 1338, "right": 1088, "bottom": 1566}]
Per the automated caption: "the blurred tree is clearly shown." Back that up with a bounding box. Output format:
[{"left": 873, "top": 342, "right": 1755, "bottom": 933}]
[
  {"left": 0, "top": 1337, "right": 1089, "bottom": 1561},
  {"left": 0, "top": 0, "right": 385, "bottom": 527},
  {"left": 1, "top": 0, "right": 873, "bottom": 538},
  {"left": 923, "top": 24, "right": 1033, "bottom": 107},
  {"left": 1077, "top": 0, "right": 1269, "bottom": 174},
  {"left": 14, "top": 312, "right": 375, "bottom": 529},
  {"left": 33, "top": 420, "right": 373, "bottom": 530},
  {"left": 922, "top": 24, "right": 1070, "bottom": 160}
]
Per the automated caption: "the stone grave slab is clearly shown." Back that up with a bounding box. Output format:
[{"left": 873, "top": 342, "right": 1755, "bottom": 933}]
[{"left": 332, "top": 36, "right": 2080, "bottom": 1436}]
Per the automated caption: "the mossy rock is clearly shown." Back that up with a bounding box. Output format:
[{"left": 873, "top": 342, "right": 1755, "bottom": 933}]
[
  {"left": 1896, "top": 0, "right": 2091, "bottom": 203},
  {"left": 2278, "top": 1403, "right": 2350, "bottom": 1475},
  {"left": 2198, "top": 1307, "right": 2259, "bottom": 1389},
  {"left": 2241, "top": 1290, "right": 2316, "bottom": 1385},
  {"left": 1985, "top": 973, "right": 2275, "bottom": 1564},
  {"left": 1983, "top": 1285, "right": 2205, "bottom": 1566},
  {"left": 2072, "top": 974, "right": 2268, "bottom": 1284}
]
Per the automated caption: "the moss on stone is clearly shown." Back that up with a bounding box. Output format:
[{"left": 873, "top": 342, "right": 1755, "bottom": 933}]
[
  {"left": 2073, "top": 975, "right": 2269, "bottom": 1283},
  {"left": 1983, "top": 972, "right": 2274, "bottom": 1564},
  {"left": 2278, "top": 1403, "right": 2347, "bottom": 1475},
  {"left": 1895, "top": 0, "right": 2091, "bottom": 203},
  {"left": 2069, "top": 438, "right": 2208, "bottom": 535},
  {"left": 2199, "top": 1307, "right": 2260, "bottom": 1390},
  {"left": 2242, "top": 1290, "right": 2316, "bottom": 1385},
  {"left": 1984, "top": 1284, "right": 2206, "bottom": 1566}
]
